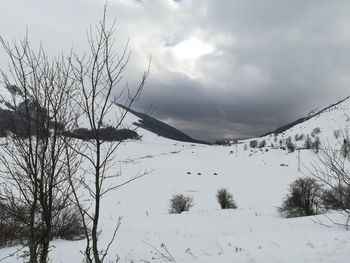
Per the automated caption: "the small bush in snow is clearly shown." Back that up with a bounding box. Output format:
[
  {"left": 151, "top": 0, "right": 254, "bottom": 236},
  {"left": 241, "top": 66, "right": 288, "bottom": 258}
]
[
  {"left": 216, "top": 188, "right": 237, "bottom": 209},
  {"left": 54, "top": 207, "right": 85, "bottom": 240},
  {"left": 169, "top": 194, "right": 194, "bottom": 214},
  {"left": 321, "top": 185, "right": 350, "bottom": 211},
  {"left": 250, "top": 140, "right": 258, "bottom": 148},
  {"left": 258, "top": 140, "right": 266, "bottom": 148},
  {"left": 286, "top": 141, "right": 295, "bottom": 153},
  {"left": 304, "top": 135, "right": 312, "bottom": 149},
  {"left": 311, "top": 127, "right": 321, "bottom": 137},
  {"left": 341, "top": 139, "right": 350, "bottom": 159},
  {"left": 312, "top": 137, "right": 321, "bottom": 153},
  {"left": 279, "top": 139, "right": 283, "bottom": 147},
  {"left": 0, "top": 201, "right": 85, "bottom": 248},
  {"left": 0, "top": 217, "right": 19, "bottom": 248},
  {"left": 278, "top": 178, "right": 322, "bottom": 218},
  {"left": 294, "top": 134, "right": 299, "bottom": 141},
  {"left": 295, "top": 134, "right": 305, "bottom": 141}
]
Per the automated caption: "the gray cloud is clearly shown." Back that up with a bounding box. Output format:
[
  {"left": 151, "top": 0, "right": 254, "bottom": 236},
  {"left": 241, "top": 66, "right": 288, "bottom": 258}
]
[{"left": 1, "top": 0, "right": 350, "bottom": 141}]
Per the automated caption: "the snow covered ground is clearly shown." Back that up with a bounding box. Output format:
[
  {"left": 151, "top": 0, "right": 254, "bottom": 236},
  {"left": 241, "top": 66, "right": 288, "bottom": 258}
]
[{"left": 1, "top": 99, "right": 350, "bottom": 262}]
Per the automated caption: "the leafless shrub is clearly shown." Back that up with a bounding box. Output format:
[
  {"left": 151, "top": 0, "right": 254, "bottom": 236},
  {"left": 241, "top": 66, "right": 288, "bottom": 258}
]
[
  {"left": 216, "top": 189, "right": 237, "bottom": 209},
  {"left": 312, "top": 136, "right": 321, "bottom": 153},
  {"left": 0, "top": 202, "right": 25, "bottom": 248},
  {"left": 311, "top": 127, "right": 321, "bottom": 137},
  {"left": 0, "top": 201, "right": 85, "bottom": 248},
  {"left": 278, "top": 178, "right": 322, "bottom": 218},
  {"left": 54, "top": 206, "right": 86, "bottom": 241},
  {"left": 258, "top": 140, "right": 266, "bottom": 148},
  {"left": 304, "top": 135, "right": 312, "bottom": 149},
  {"left": 250, "top": 140, "right": 258, "bottom": 148},
  {"left": 286, "top": 141, "right": 295, "bottom": 153},
  {"left": 309, "top": 134, "right": 350, "bottom": 227},
  {"left": 169, "top": 194, "right": 194, "bottom": 214},
  {"left": 295, "top": 133, "right": 305, "bottom": 141},
  {"left": 340, "top": 138, "right": 350, "bottom": 159},
  {"left": 321, "top": 186, "right": 350, "bottom": 211}
]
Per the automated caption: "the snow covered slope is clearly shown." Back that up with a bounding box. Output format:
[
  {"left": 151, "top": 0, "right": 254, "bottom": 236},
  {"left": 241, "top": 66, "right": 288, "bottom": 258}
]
[
  {"left": 0, "top": 96, "right": 350, "bottom": 263},
  {"left": 264, "top": 96, "right": 350, "bottom": 137},
  {"left": 248, "top": 96, "right": 350, "bottom": 150},
  {"left": 0, "top": 85, "right": 201, "bottom": 145}
]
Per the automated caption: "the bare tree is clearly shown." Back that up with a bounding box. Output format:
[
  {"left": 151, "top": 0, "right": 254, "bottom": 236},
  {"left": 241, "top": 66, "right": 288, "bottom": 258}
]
[
  {"left": 308, "top": 132, "right": 350, "bottom": 228},
  {"left": 0, "top": 36, "right": 80, "bottom": 262},
  {"left": 69, "top": 5, "right": 150, "bottom": 263}
]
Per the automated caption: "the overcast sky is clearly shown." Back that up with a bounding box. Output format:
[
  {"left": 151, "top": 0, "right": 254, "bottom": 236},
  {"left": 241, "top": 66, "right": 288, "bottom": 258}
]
[{"left": 1, "top": 0, "right": 350, "bottom": 141}]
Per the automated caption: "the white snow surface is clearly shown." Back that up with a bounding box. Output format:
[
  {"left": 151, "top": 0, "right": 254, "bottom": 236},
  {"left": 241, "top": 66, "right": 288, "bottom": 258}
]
[{"left": 1, "top": 98, "right": 350, "bottom": 262}]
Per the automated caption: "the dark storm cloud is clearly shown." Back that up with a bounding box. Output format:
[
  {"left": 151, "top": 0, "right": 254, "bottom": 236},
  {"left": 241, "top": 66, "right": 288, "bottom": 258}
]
[
  {"left": 1, "top": 0, "right": 350, "bottom": 141},
  {"left": 131, "top": 0, "right": 350, "bottom": 141}
]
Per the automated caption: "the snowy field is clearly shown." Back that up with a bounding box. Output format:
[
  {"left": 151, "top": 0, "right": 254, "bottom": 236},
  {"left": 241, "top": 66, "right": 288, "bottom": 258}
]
[{"left": 1, "top": 99, "right": 350, "bottom": 262}]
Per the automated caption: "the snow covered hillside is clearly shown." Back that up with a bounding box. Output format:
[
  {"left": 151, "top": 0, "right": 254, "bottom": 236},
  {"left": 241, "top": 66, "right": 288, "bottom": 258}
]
[
  {"left": 1, "top": 97, "right": 350, "bottom": 263},
  {"left": 247, "top": 96, "right": 350, "bottom": 151}
]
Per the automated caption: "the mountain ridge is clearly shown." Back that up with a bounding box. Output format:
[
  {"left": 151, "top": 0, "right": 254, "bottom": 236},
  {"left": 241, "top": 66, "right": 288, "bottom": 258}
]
[
  {"left": 117, "top": 103, "right": 210, "bottom": 145},
  {"left": 261, "top": 95, "right": 350, "bottom": 137}
]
